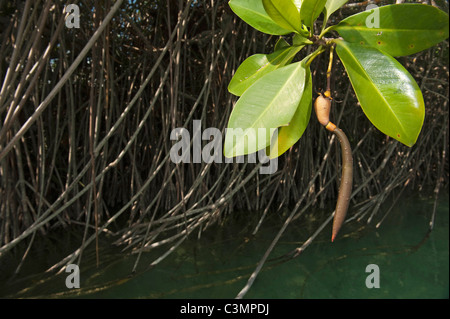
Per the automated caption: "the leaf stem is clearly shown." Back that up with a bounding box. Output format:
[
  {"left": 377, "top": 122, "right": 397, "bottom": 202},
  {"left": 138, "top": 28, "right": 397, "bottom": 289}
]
[
  {"left": 304, "top": 46, "right": 326, "bottom": 67},
  {"left": 325, "top": 44, "right": 335, "bottom": 97},
  {"left": 319, "top": 25, "right": 335, "bottom": 39}
]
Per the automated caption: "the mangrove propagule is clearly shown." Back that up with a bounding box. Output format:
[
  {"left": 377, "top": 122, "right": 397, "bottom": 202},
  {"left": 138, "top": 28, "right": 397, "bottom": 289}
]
[{"left": 314, "top": 93, "right": 353, "bottom": 242}]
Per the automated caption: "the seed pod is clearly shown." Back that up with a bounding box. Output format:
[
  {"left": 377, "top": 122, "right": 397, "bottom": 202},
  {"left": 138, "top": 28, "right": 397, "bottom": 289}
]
[
  {"left": 331, "top": 127, "right": 353, "bottom": 242},
  {"left": 314, "top": 94, "right": 331, "bottom": 127}
]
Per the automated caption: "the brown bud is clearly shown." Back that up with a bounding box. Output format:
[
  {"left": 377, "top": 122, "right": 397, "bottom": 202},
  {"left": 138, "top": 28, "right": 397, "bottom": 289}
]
[{"left": 314, "top": 94, "right": 332, "bottom": 127}]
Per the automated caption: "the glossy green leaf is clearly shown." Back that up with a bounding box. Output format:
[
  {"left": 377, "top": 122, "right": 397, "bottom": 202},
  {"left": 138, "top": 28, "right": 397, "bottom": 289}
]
[
  {"left": 335, "top": 40, "right": 425, "bottom": 147},
  {"left": 292, "top": 0, "right": 302, "bottom": 11},
  {"left": 229, "top": 0, "right": 291, "bottom": 35},
  {"left": 263, "top": 0, "right": 302, "bottom": 33},
  {"left": 224, "top": 62, "right": 307, "bottom": 157},
  {"left": 228, "top": 45, "right": 303, "bottom": 96},
  {"left": 300, "top": 0, "right": 327, "bottom": 30},
  {"left": 334, "top": 4, "right": 449, "bottom": 57},
  {"left": 323, "top": 0, "right": 348, "bottom": 24},
  {"left": 293, "top": 33, "right": 311, "bottom": 45},
  {"left": 269, "top": 65, "right": 312, "bottom": 158}
]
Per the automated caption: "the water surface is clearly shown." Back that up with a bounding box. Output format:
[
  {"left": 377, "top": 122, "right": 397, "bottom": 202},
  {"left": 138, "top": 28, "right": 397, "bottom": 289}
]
[{"left": 1, "top": 192, "right": 448, "bottom": 298}]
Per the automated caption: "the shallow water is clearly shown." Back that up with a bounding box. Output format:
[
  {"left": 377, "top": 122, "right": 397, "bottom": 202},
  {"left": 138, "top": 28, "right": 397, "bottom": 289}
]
[{"left": 0, "top": 192, "right": 448, "bottom": 299}]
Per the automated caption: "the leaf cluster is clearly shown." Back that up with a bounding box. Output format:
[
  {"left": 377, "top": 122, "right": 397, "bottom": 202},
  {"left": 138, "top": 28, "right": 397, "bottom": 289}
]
[{"left": 226, "top": 0, "right": 449, "bottom": 157}]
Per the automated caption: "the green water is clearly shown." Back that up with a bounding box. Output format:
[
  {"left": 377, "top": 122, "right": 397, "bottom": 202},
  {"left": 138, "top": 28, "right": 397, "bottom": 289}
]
[{"left": 0, "top": 192, "right": 448, "bottom": 299}]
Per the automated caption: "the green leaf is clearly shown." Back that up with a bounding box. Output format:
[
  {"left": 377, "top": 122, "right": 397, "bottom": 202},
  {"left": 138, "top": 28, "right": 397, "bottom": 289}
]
[
  {"left": 228, "top": 45, "right": 303, "bottom": 96},
  {"left": 292, "top": 0, "right": 302, "bottom": 11},
  {"left": 335, "top": 40, "right": 425, "bottom": 147},
  {"left": 224, "top": 62, "right": 307, "bottom": 157},
  {"left": 229, "top": 0, "right": 291, "bottom": 35},
  {"left": 334, "top": 4, "right": 449, "bottom": 57},
  {"left": 274, "top": 37, "right": 290, "bottom": 51},
  {"left": 269, "top": 65, "right": 312, "bottom": 158},
  {"left": 323, "top": 0, "right": 348, "bottom": 24},
  {"left": 293, "top": 33, "right": 311, "bottom": 45},
  {"left": 263, "top": 0, "right": 302, "bottom": 33},
  {"left": 300, "top": 0, "right": 327, "bottom": 30}
]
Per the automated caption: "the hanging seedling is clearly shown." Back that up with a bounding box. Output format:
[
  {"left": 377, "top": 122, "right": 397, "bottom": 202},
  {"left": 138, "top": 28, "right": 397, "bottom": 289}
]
[{"left": 225, "top": 0, "right": 449, "bottom": 241}]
